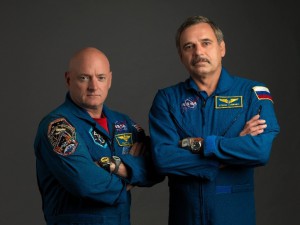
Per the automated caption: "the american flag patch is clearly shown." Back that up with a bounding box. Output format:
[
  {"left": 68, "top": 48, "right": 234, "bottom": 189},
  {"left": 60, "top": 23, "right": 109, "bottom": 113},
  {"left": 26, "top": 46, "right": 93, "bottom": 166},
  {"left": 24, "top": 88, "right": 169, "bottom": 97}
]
[{"left": 252, "top": 86, "right": 273, "bottom": 102}]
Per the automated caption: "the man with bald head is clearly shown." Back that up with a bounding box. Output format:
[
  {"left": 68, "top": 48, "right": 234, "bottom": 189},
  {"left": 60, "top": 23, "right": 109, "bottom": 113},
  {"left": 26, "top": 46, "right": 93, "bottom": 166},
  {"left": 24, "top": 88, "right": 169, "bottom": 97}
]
[
  {"left": 66, "top": 48, "right": 112, "bottom": 118},
  {"left": 34, "top": 47, "right": 162, "bottom": 225}
]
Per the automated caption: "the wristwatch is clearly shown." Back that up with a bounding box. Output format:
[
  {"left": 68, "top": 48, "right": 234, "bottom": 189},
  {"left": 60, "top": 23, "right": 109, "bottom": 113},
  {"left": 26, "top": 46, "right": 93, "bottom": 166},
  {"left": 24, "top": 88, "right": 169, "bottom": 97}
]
[
  {"left": 180, "top": 137, "right": 203, "bottom": 154},
  {"left": 98, "top": 156, "right": 111, "bottom": 172},
  {"left": 112, "top": 156, "right": 121, "bottom": 173}
]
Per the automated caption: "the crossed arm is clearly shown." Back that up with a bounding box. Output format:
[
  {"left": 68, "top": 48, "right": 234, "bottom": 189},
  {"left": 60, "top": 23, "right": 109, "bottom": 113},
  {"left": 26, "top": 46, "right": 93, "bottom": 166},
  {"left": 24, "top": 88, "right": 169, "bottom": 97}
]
[
  {"left": 98, "top": 114, "right": 266, "bottom": 187},
  {"left": 239, "top": 114, "right": 266, "bottom": 136}
]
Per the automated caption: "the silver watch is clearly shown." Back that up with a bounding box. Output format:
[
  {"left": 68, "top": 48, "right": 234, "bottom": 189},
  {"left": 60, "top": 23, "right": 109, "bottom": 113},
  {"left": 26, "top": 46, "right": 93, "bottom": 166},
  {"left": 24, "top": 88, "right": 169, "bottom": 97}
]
[
  {"left": 180, "top": 138, "right": 202, "bottom": 154},
  {"left": 112, "top": 156, "right": 121, "bottom": 173}
]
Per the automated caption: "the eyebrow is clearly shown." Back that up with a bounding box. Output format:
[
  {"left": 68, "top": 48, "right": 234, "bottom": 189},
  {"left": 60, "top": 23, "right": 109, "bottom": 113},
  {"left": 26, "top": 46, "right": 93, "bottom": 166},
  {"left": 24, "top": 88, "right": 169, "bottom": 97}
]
[
  {"left": 182, "top": 42, "right": 193, "bottom": 47},
  {"left": 79, "top": 73, "right": 107, "bottom": 76},
  {"left": 201, "top": 38, "right": 213, "bottom": 42},
  {"left": 182, "top": 38, "right": 213, "bottom": 46}
]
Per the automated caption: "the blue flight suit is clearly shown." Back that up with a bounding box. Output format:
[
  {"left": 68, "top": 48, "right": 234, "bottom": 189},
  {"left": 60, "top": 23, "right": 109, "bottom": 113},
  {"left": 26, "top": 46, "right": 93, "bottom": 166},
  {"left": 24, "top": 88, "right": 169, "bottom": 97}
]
[
  {"left": 149, "top": 68, "right": 280, "bottom": 225},
  {"left": 34, "top": 93, "right": 161, "bottom": 225}
]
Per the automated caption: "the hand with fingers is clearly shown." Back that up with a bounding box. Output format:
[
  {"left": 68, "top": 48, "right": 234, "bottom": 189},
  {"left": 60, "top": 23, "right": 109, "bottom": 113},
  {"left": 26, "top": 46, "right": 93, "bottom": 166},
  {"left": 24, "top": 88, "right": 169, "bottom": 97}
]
[
  {"left": 129, "top": 142, "right": 147, "bottom": 156},
  {"left": 239, "top": 114, "right": 267, "bottom": 137}
]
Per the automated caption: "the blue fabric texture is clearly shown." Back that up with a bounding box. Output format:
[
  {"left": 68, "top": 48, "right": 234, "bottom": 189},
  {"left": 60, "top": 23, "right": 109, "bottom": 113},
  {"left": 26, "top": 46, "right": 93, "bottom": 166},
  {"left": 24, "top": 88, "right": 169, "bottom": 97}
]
[
  {"left": 34, "top": 94, "right": 162, "bottom": 225},
  {"left": 149, "top": 68, "right": 280, "bottom": 225}
]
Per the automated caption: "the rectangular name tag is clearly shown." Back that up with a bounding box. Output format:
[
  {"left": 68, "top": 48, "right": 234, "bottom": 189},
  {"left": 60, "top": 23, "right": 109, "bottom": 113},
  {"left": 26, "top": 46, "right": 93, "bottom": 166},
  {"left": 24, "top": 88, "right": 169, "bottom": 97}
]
[{"left": 215, "top": 96, "right": 243, "bottom": 109}]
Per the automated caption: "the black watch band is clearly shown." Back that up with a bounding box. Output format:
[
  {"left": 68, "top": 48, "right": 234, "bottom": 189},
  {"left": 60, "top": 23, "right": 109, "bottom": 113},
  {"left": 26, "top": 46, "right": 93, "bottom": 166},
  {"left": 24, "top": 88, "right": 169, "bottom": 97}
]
[{"left": 112, "top": 156, "right": 121, "bottom": 173}]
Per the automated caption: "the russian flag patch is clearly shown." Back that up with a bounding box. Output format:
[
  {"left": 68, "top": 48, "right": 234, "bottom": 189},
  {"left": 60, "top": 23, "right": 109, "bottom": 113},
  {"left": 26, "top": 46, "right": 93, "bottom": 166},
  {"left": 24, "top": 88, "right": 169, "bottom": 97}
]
[{"left": 252, "top": 86, "right": 273, "bottom": 102}]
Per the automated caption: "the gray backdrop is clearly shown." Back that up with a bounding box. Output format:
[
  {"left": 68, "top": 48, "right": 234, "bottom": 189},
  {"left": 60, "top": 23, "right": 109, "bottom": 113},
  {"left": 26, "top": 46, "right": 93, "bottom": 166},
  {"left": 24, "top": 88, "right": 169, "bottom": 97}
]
[{"left": 1, "top": 1, "right": 299, "bottom": 225}]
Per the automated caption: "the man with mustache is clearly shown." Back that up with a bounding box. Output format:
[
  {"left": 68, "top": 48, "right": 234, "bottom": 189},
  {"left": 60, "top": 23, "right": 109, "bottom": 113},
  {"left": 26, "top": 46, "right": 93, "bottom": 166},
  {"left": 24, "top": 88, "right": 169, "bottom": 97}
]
[
  {"left": 34, "top": 47, "right": 162, "bottom": 225},
  {"left": 149, "top": 16, "right": 280, "bottom": 225}
]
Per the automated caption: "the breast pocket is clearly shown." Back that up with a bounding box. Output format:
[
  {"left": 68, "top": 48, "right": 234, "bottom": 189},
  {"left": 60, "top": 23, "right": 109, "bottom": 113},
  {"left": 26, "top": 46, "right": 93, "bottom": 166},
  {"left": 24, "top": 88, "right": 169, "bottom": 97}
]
[
  {"left": 169, "top": 104, "right": 201, "bottom": 138},
  {"left": 214, "top": 107, "right": 248, "bottom": 137}
]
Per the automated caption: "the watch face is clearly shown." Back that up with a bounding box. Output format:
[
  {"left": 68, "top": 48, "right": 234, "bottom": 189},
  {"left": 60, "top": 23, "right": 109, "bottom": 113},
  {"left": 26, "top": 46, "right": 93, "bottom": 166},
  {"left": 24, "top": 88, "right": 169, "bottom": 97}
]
[
  {"left": 100, "top": 157, "right": 110, "bottom": 164},
  {"left": 191, "top": 140, "right": 201, "bottom": 152},
  {"left": 99, "top": 157, "right": 111, "bottom": 172},
  {"left": 112, "top": 156, "right": 121, "bottom": 163}
]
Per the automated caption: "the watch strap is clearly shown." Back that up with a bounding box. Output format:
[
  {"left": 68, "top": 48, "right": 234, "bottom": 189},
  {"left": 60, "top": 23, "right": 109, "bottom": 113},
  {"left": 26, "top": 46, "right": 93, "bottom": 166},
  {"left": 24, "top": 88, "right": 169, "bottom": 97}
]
[
  {"left": 112, "top": 156, "right": 121, "bottom": 173},
  {"left": 180, "top": 138, "right": 191, "bottom": 148}
]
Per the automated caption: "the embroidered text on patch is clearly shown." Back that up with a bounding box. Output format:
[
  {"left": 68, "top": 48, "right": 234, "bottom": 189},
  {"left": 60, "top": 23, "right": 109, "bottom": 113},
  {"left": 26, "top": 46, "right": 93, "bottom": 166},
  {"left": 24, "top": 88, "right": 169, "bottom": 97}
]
[
  {"left": 181, "top": 97, "right": 198, "bottom": 112},
  {"left": 215, "top": 96, "right": 243, "bottom": 109},
  {"left": 48, "top": 118, "right": 78, "bottom": 156},
  {"left": 115, "top": 121, "right": 128, "bottom": 132},
  {"left": 252, "top": 86, "right": 273, "bottom": 102},
  {"left": 115, "top": 133, "right": 133, "bottom": 146},
  {"left": 89, "top": 128, "right": 107, "bottom": 148}
]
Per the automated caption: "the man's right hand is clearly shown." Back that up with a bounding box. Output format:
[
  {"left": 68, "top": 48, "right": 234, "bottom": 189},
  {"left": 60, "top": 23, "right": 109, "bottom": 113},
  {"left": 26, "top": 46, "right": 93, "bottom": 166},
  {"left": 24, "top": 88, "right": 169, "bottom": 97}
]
[
  {"left": 129, "top": 142, "right": 147, "bottom": 156},
  {"left": 117, "top": 142, "right": 147, "bottom": 190},
  {"left": 239, "top": 114, "right": 267, "bottom": 136}
]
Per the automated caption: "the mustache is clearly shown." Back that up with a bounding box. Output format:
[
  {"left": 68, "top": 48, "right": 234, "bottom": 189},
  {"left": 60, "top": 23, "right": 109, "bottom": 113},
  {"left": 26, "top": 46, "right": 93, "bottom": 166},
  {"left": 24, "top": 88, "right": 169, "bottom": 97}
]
[{"left": 191, "top": 56, "right": 210, "bottom": 66}]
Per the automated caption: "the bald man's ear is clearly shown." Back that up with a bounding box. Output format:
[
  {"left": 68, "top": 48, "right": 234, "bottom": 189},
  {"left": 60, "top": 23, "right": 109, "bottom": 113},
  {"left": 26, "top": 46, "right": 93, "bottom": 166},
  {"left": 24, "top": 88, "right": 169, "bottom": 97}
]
[
  {"left": 108, "top": 71, "right": 112, "bottom": 89},
  {"left": 65, "top": 72, "right": 70, "bottom": 86}
]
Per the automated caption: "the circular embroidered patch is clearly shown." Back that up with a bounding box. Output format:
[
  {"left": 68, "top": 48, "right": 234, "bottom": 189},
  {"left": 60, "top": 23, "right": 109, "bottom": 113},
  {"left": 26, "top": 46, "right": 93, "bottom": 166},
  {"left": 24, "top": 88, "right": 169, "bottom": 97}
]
[{"left": 47, "top": 118, "right": 78, "bottom": 156}]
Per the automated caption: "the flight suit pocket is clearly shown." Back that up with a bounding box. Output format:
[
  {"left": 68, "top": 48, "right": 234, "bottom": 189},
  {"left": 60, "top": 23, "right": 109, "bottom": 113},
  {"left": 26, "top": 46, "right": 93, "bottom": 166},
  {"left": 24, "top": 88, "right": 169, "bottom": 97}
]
[
  {"left": 215, "top": 184, "right": 254, "bottom": 194},
  {"left": 169, "top": 106, "right": 195, "bottom": 137}
]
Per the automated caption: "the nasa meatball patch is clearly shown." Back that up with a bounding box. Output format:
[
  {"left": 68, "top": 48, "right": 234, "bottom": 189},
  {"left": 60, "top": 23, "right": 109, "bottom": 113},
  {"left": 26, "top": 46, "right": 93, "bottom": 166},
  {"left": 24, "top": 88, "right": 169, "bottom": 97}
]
[{"left": 48, "top": 118, "right": 78, "bottom": 156}]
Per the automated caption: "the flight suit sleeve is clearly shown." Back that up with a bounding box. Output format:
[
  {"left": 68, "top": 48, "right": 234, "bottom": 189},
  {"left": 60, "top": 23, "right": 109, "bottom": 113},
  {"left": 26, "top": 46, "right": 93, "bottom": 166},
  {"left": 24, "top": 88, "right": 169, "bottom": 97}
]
[
  {"left": 119, "top": 120, "right": 164, "bottom": 186},
  {"left": 204, "top": 86, "right": 280, "bottom": 166},
  {"left": 149, "top": 90, "right": 219, "bottom": 180},
  {"left": 34, "top": 117, "right": 128, "bottom": 205}
]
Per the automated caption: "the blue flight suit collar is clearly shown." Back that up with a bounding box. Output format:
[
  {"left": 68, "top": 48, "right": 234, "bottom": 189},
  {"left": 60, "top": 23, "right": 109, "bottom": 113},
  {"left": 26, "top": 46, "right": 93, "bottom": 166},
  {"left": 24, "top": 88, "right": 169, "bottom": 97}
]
[
  {"left": 184, "top": 67, "right": 234, "bottom": 95},
  {"left": 63, "top": 93, "right": 112, "bottom": 138}
]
